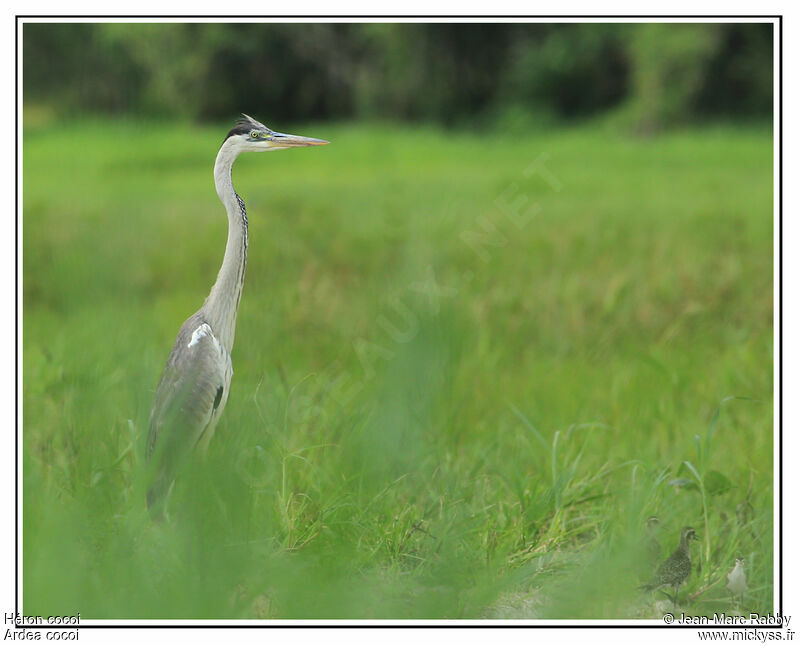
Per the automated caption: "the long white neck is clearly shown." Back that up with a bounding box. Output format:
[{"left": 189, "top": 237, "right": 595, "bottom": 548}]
[{"left": 202, "top": 139, "right": 249, "bottom": 353}]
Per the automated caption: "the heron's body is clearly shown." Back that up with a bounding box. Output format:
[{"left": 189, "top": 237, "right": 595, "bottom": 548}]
[{"left": 146, "top": 115, "right": 327, "bottom": 516}]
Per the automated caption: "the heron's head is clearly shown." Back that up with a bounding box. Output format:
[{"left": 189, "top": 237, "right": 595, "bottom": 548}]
[{"left": 224, "top": 114, "right": 329, "bottom": 152}]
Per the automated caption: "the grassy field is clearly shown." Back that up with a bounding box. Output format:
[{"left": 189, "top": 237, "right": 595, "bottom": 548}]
[{"left": 22, "top": 118, "right": 773, "bottom": 619}]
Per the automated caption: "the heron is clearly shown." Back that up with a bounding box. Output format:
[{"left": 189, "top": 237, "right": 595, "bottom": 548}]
[{"left": 145, "top": 114, "right": 328, "bottom": 518}]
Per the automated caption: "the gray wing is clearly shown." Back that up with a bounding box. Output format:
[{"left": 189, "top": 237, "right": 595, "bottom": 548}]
[{"left": 146, "top": 315, "right": 230, "bottom": 509}]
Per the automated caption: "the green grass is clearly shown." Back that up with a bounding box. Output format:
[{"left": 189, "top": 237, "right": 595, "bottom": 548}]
[{"left": 22, "top": 118, "right": 773, "bottom": 619}]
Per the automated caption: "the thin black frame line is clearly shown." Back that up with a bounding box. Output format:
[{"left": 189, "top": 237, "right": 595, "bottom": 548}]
[
  {"left": 777, "top": 14, "right": 783, "bottom": 622},
  {"left": 14, "top": 12, "right": 20, "bottom": 625},
  {"left": 13, "top": 623, "right": 790, "bottom": 630},
  {"left": 15, "top": 14, "right": 783, "bottom": 18},
  {"left": 15, "top": 14, "right": 783, "bottom": 630}
]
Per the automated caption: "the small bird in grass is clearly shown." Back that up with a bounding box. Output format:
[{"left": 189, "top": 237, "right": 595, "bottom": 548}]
[
  {"left": 644, "top": 516, "right": 662, "bottom": 566},
  {"left": 726, "top": 558, "right": 748, "bottom": 605},
  {"left": 641, "top": 526, "right": 700, "bottom": 606}
]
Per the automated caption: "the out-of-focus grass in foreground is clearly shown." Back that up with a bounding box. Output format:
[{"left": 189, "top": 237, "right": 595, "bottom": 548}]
[{"left": 23, "top": 119, "right": 773, "bottom": 619}]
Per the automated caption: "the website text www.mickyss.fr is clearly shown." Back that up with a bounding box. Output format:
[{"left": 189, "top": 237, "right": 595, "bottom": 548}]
[{"left": 698, "top": 629, "right": 795, "bottom": 642}]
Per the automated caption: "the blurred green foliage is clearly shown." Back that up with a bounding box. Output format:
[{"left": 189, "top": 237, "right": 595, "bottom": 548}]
[
  {"left": 23, "top": 120, "right": 773, "bottom": 618},
  {"left": 23, "top": 22, "right": 772, "bottom": 130},
  {"left": 628, "top": 24, "right": 723, "bottom": 132}
]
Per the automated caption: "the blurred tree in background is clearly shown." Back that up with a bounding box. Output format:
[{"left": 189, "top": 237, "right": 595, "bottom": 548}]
[
  {"left": 626, "top": 23, "right": 723, "bottom": 132},
  {"left": 22, "top": 22, "right": 773, "bottom": 130}
]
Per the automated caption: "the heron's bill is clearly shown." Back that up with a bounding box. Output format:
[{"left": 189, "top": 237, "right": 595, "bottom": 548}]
[{"left": 271, "top": 132, "right": 329, "bottom": 148}]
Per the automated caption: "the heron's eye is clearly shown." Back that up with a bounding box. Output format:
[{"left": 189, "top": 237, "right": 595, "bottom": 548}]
[{"left": 250, "top": 130, "right": 260, "bottom": 139}]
